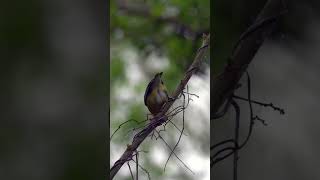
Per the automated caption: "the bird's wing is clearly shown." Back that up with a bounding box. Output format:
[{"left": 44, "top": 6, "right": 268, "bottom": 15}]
[{"left": 144, "top": 78, "right": 154, "bottom": 105}]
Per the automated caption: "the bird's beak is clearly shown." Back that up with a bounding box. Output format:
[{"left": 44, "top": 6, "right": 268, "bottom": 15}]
[{"left": 154, "top": 72, "right": 163, "bottom": 79}]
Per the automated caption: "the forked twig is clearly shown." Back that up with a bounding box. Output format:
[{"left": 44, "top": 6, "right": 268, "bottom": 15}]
[
  {"left": 110, "top": 119, "right": 139, "bottom": 140},
  {"left": 164, "top": 93, "right": 186, "bottom": 172},
  {"left": 233, "top": 95, "right": 285, "bottom": 115},
  {"left": 111, "top": 119, "right": 149, "bottom": 140},
  {"left": 155, "top": 131, "right": 195, "bottom": 174}
]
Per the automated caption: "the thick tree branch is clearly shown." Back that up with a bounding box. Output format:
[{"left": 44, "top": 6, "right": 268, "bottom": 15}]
[
  {"left": 110, "top": 34, "right": 210, "bottom": 179},
  {"left": 211, "top": 0, "right": 286, "bottom": 118},
  {"left": 211, "top": 0, "right": 287, "bottom": 176}
]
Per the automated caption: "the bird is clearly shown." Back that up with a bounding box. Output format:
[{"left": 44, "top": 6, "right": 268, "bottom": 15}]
[{"left": 144, "top": 72, "right": 169, "bottom": 115}]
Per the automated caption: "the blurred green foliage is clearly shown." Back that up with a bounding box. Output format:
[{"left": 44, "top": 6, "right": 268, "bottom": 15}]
[
  {"left": 110, "top": 0, "right": 210, "bottom": 134},
  {"left": 110, "top": 0, "right": 209, "bottom": 69}
]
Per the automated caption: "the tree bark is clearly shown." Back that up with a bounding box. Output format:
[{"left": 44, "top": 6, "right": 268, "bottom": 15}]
[{"left": 211, "top": 0, "right": 286, "bottom": 118}]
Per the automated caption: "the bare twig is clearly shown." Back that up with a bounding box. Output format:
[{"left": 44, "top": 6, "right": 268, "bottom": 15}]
[
  {"left": 212, "top": 147, "right": 235, "bottom": 164},
  {"left": 211, "top": 97, "right": 232, "bottom": 120},
  {"left": 155, "top": 131, "right": 194, "bottom": 174},
  {"left": 168, "top": 120, "right": 188, "bottom": 136},
  {"left": 211, "top": 71, "right": 283, "bottom": 168},
  {"left": 164, "top": 93, "right": 186, "bottom": 172},
  {"left": 211, "top": 139, "right": 235, "bottom": 150},
  {"left": 211, "top": 100, "right": 240, "bottom": 169},
  {"left": 131, "top": 159, "right": 151, "bottom": 180},
  {"left": 253, "top": 115, "right": 268, "bottom": 126},
  {"left": 127, "top": 162, "right": 134, "bottom": 180},
  {"left": 136, "top": 151, "right": 139, "bottom": 180},
  {"left": 110, "top": 119, "right": 140, "bottom": 140},
  {"left": 231, "top": 100, "right": 240, "bottom": 180},
  {"left": 233, "top": 95, "right": 285, "bottom": 114},
  {"left": 211, "top": 148, "right": 235, "bottom": 166}
]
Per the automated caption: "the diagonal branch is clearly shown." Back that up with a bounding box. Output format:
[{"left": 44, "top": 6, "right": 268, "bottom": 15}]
[
  {"left": 211, "top": 0, "right": 287, "bottom": 119},
  {"left": 211, "top": 0, "right": 287, "bottom": 177},
  {"left": 110, "top": 34, "right": 210, "bottom": 179}
]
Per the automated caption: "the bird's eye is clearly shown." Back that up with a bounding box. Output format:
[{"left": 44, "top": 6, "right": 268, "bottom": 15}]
[{"left": 161, "top": 80, "right": 164, "bottom": 84}]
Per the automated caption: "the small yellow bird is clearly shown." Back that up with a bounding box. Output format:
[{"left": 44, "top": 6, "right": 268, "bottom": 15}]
[{"left": 144, "top": 72, "right": 169, "bottom": 115}]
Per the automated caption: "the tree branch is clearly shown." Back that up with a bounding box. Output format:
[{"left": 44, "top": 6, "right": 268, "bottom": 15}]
[
  {"left": 211, "top": 0, "right": 286, "bottom": 118},
  {"left": 110, "top": 34, "right": 210, "bottom": 179},
  {"left": 210, "top": 0, "right": 287, "bottom": 176}
]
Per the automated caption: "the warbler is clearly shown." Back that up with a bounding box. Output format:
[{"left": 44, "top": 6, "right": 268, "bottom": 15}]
[{"left": 144, "top": 72, "right": 169, "bottom": 115}]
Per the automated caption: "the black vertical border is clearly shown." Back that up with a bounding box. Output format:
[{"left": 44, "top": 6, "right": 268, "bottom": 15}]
[
  {"left": 106, "top": 0, "right": 111, "bottom": 179},
  {"left": 210, "top": 0, "right": 214, "bottom": 179}
]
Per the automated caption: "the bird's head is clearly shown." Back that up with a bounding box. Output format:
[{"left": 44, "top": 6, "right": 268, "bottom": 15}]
[{"left": 153, "top": 72, "right": 163, "bottom": 85}]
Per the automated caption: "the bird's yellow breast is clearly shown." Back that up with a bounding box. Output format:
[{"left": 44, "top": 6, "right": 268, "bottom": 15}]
[{"left": 146, "top": 84, "right": 168, "bottom": 114}]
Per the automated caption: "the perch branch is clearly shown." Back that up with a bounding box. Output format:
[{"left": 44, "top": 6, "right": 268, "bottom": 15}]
[
  {"left": 211, "top": 0, "right": 287, "bottom": 172},
  {"left": 211, "top": 0, "right": 287, "bottom": 117}
]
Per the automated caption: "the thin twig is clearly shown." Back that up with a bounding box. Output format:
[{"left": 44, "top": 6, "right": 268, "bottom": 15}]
[
  {"left": 168, "top": 120, "right": 188, "bottom": 136},
  {"left": 166, "top": 87, "right": 198, "bottom": 117},
  {"left": 131, "top": 159, "right": 151, "bottom": 180},
  {"left": 155, "top": 131, "right": 195, "bottom": 174},
  {"left": 211, "top": 100, "right": 240, "bottom": 168},
  {"left": 110, "top": 119, "right": 140, "bottom": 140},
  {"left": 136, "top": 151, "right": 139, "bottom": 180},
  {"left": 127, "top": 162, "right": 134, "bottom": 180},
  {"left": 212, "top": 149, "right": 235, "bottom": 166},
  {"left": 212, "top": 147, "right": 235, "bottom": 162},
  {"left": 233, "top": 95, "right": 285, "bottom": 114},
  {"left": 239, "top": 71, "right": 254, "bottom": 149},
  {"left": 231, "top": 100, "right": 240, "bottom": 180},
  {"left": 253, "top": 115, "right": 268, "bottom": 126},
  {"left": 211, "top": 97, "right": 232, "bottom": 120},
  {"left": 164, "top": 93, "right": 186, "bottom": 172},
  {"left": 211, "top": 139, "right": 235, "bottom": 150}
]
